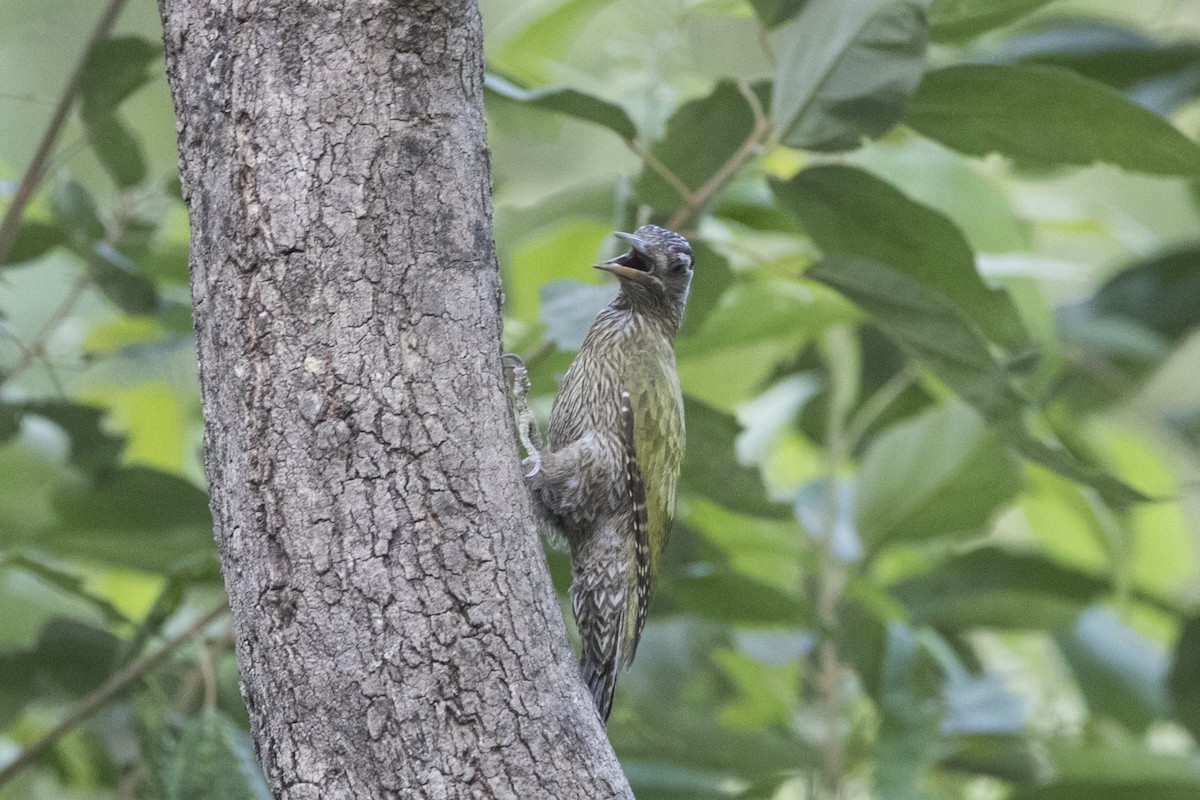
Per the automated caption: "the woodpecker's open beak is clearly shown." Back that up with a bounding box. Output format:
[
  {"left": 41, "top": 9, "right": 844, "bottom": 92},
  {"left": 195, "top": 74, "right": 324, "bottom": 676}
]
[{"left": 594, "top": 232, "right": 651, "bottom": 279}]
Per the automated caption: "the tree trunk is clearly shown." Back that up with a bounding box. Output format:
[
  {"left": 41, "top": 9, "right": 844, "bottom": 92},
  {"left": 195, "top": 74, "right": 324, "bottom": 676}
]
[{"left": 156, "top": 2, "right": 632, "bottom": 797}]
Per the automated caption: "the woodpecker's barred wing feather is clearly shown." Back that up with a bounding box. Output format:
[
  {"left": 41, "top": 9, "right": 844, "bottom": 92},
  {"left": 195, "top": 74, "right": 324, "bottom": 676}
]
[{"left": 620, "top": 390, "right": 651, "bottom": 666}]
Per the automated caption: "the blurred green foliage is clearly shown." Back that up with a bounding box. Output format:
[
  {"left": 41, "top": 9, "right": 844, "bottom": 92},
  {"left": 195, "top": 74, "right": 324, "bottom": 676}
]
[{"left": 2, "top": 0, "right": 1200, "bottom": 798}]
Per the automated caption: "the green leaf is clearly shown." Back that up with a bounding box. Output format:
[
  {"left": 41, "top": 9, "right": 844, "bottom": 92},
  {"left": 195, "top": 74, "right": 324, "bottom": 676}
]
[
  {"left": 635, "top": 81, "right": 766, "bottom": 212},
  {"left": 677, "top": 278, "right": 859, "bottom": 357},
  {"left": 51, "top": 180, "right": 106, "bottom": 243},
  {"left": 680, "top": 398, "right": 791, "bottom": 519},
  {"left": 657, "top": 570, "right": 814, "bottom": 627},
  {"left": 90, "top": 242, "right": 160, "bottom": 315},
  {"left": 9, "top": 400, "right": 126, "bottom": 475},
  {"left": 78, "top": 36, "right": 161, "bottom": 124},
  {"left": 905, "top": 64, "right": 1200, "bottom": 178},
  {"left": 1168, "top": 616, "right": 1200, "bottom": 741},
  {"left": 772, "top": 0, "right": 931, "bottom": 152},
  {"left": 484, "top": 74, "right": 637, "bottom": 140},
  {"left": 29, "top": 618, "right": 120, "bottom": 695},
  {"left": 489, "top": 0, "right": 607, "bottom": 85},
  {"left": 1056, "top": 606, "right": 1168, "bottom": 731},
  {"left": 856, "top": 401, "right": 1020, "bottom": 553},
  {"left": 165, "top": 709, "right": 270, "bottom": 800},
  {"left": 88, "top": 114, "right": 148, "bottom": 188},
  {"left": 749, "top": 0, "right": 809, "bottom": 28},
  {"left": 992, "top": 20, "right": 1200, "bottom": 105},
  {"left": 1088, "top": 244, "right": 1200, "bottom": 342},
  {"left": 1010, "top": 741, "right": 1200, "bottom": 800},
  {"left": 52, "top": 466, "right": 211, "bottom": 533},
  {"left": 676, "top": 242, "right": 734, "bottom": 339},
  {"left": 876, "top": 622, "right": 941, "bottom": 800},
  {"left": 30, "top": 467, "right": 215, "bottom": 571},
  {"left": 773, "top": 164, "right": 1030, "bottom": 351},
  {"left": 929, "top": 0, "right": 1057, "bottom": 42},
  {"left": 890, "top": 546, "right": 1111, "bottom": 630},
  {"left": 1, "top": 553, "right": 129, "bottom": 625},
  {"left": 807, "top": 254, "right": 1147, "bottom": 505},
  {"left": 2, "top": 221, "right": 67, "bottom": 268},
  {"left": 538, "top": 279, "right": 616, "bottom": 351}
]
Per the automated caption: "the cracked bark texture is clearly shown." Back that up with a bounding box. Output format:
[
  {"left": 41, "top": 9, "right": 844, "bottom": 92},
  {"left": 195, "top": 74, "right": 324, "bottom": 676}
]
[{"left": 157, "top": 1, "right": 632, "bottom": 797}]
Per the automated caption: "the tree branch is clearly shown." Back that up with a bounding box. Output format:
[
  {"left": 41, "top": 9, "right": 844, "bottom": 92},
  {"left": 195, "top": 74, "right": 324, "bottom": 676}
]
[
  {"left": 0, "top": 0, "right": 128, "bottom": 266},
  {"left": 0, "top": 603, "right": 228, "bottom": 789},
  {"left": 668, "top": 81, "right": 772, "bottom": 233}
]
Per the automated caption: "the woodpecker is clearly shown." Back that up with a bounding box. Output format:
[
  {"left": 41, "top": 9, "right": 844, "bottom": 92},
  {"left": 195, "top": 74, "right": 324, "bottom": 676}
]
[{"left": 506, "top": 225, "right": 692, "bottom": 722}]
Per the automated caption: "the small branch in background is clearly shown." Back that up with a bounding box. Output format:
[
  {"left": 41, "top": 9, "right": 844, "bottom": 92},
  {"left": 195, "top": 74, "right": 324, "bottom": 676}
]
[
  {"left": 0, "top": 603, "right": 229, "bottom": 789},
  {"left": 0, "top": 273, "right": 92, "bottom": 392},
  {"left": 0, "top": 0, "right": 129, "bottom": 265},
  {"left": 668, "top": 81, "right": 772, "bottom": 233},
  {"left": 843, "top": 368, "right": 916, "bottom": 453},
  {"left": 809, "top": 326, "right": 858, "bottom": 799},
  {"left": 625, "top": 139, "right": 696, "bottom": 206}
]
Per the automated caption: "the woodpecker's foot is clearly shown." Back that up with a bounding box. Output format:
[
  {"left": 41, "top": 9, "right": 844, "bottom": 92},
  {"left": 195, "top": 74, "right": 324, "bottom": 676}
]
[{"left": 502, "top": 354, "right": 543, "bottom": 469}]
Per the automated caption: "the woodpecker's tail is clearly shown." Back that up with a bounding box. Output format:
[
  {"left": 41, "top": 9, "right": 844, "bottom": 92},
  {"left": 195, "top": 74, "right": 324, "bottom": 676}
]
[
  {"left": 580, "top": 651, "right": 619, "bottom": 723},
  {"left": 571, "top": 563, "right": 628, "bottom": 723}
]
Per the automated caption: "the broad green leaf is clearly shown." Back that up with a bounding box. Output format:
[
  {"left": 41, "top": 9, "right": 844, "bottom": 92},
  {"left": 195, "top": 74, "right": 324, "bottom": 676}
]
[
  {"left": 1055, "top": 606, "right": 1168, "bottom": 731},
  {"left": 78, "top": 36, "right": 162, "bottom": 124},
  {"left": 1169, "top": 616, "right": 1200, "bottom": 741},
  {"left": 890, "top": 546, "right": 1111, "bottom": 630},
  {"left": 856, "top": 401, "right": 1020, "bottom": 552},
  {"left": 680, "top": 398, "right": 791, "bottom": 519},
  {"left": 2, "top": 221, "right": 67, "bottom": 268},
  {"left": 905, "top": 65, "right": 1200, "bottom": 178},
  {"left": 772, "top": 0, "right": 931, "bottom": 152},
  {"left": 503, "top": 219, "right": 611, "bottom": 325},
  {"left": 676, "top": 242, "right": 734, "bottom": 339},
  {"left": 51, "top": 180, "right": 106, "bottom": 244},
  {"left": 677, "top": 278, "right": 859, "bottom": 357},
  {"left": 990, "top": 20, "right": 1200, "bottom": 93},
  {"left": 929, "top": 0, "right": 1057, "bottom": 42},
  {"left": 807, "top": 254, "right": 1025, "bottom": 417},
  {"left": 8, "top": 400, "right": 126, "bottom": 475},
  {"left": 90, "top": 242, "right": 160, "bottom": 315},
  {"left": 489, "top": 0, "right": 607, "bottom": 85},
  {"left": 1010, "top": 741, "right": 1200, "bottom": 800},
  {"left": 1089, "top": 244, "right": 1200, "bottom": 342},
  {"left": 1, "top": 553, "right": 128, "bottom": 625},
  {"left": 657, "top": 570, "right": 813, "bottom": 627},
  {"left": 539, "top": 279, "right": 616, "bottom": 351},
  {"left": 484, "top": 74, "right": 637, "bottom": 140},
  {"left": 88, "top": 114, "right": 148, "bottom": 188},
  {"left": 876, "top": 622, "right": 940, "bottom": 800},
  {"left": 749, "top": 0, "right": 809, "bottom": 28},
  {"left": 165, "top": 709, "right": 270, "bottom": 800},
  {"left": 807, "top": 254, "right": 1147, "bottom": 505},
  {"left": 52, "top": 466, "right": 211, "bottom": 532},
  {"left": 773, "top": 164, "right": 1030, "bottom": 350},
  {"left": 635, "top": 81, "right": 766, "bottom": 212},
  {"left": 939, "top": 735, "right": 1049, "bottom": 783},
  {"left": 28, "top": 618, "right": 120, "bottom": 695}
]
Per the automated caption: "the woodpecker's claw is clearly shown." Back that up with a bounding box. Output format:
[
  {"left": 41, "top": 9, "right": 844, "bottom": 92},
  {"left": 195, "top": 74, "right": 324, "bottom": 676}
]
[{"left": 502, "top": 353, "right": 543, "bottom": 467}]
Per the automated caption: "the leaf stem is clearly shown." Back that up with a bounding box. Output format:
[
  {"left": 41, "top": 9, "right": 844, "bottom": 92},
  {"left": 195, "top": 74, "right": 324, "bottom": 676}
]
[
  {"left": 0, "top": 0, "right": 129, "bottom": 266},
  {"left": 0, "top": 603, "right": 228, "bottom": 789}
]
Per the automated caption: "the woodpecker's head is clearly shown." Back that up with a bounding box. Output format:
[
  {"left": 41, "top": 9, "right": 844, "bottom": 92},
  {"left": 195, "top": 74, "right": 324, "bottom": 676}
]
[{"left": 594, "top": 225, "right": 693, "bottom": 328}]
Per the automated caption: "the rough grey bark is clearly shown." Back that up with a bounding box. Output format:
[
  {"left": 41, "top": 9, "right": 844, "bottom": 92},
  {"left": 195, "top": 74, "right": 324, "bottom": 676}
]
[{"left": 157, "top": 2, "right": 633, "bottom": 798}]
